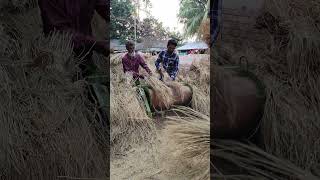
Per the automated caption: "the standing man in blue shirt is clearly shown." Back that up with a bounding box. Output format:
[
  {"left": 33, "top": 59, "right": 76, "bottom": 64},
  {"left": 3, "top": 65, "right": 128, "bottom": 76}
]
[{"left": 155, "top": 39, "right": 180, "bottom": 81}]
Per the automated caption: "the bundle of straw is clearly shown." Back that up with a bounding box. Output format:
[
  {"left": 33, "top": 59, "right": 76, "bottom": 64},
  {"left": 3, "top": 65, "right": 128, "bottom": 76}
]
[
  {"left": 191, "top": 85, "right": 210, "bottom": 116},
  {"left": 110, "top": 53, "right": 124, "bottom": 66},
  {"left": 186, "top": 57, "right": 210, "bottom": 95},
  {"left": 213, "top": 140, "right": 320, "bottom": 180},
  {"left": 0, "top": 31, "right": 108, "bottom": 179},
  {"left": 144, "top": 76, "right": 174, "bottom": 109},
  {"left": 248, "top": 0, "right": 320, "bottom": 169},
  {"left": 110, "top": 54, "right": 157, "bottom": 155},
  {"left": 110, "top": 81, "right": 157, "bottom": 155},
  {"left": 160, "top": 107, "right": 210, "bottom": 180}
]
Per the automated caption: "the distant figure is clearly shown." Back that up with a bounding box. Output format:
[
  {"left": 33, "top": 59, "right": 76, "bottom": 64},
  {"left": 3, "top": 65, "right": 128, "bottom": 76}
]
[
  {"left": 155, "top": 39, "right": 180, "bottom": 81},
  {"left": 122, "top": 40, "right": 152, "bottom": 81},
  {"left": 38, "top": 0, "right": 109, "bottom": 77}
]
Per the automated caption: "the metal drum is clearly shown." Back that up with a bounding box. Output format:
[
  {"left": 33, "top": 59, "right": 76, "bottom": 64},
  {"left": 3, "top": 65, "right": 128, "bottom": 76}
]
[{"left": 213, "top": 57, "right": 266, "bottom": 139}]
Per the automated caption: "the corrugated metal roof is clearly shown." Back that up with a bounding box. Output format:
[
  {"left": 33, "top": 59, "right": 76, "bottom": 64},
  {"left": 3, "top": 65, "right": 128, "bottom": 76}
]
[{"left": 177, "top": 41, "right": 209, "bottom": 50}]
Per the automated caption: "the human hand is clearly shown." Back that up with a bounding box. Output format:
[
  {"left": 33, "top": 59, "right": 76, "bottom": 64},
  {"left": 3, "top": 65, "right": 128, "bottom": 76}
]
[
  {"left": 157, "top": 68, "right": 164, "bottom": 76},
  {"left": 169, "top": 75, "right": 175, "bottom": 81}
]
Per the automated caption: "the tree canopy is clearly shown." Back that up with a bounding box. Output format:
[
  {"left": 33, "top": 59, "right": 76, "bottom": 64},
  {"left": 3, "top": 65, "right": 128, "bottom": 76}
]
[
  {"left": 110, "top": 0, "right": 183, "bottom": 44},
  {"left": 178, "top": 0, "right": 209, "bottom": 38}
]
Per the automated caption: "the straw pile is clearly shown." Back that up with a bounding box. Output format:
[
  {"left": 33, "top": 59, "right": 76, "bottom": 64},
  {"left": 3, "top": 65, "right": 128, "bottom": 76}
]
[
  {"left": 178, "top": 55, "right": 210, "bottom": 115},
  {"left": 160, "top": 107, "right": 210, "bottom": 180},
  {"left": 252, "top": 0, "right": 320, "bottom": 170},
  {"left": 147, "top": 54, "right": 210, "bottom": 179},
  {"left": 186, "top": 55, "right": 210, "bottom": 93},
  {"left": 110, "top": 52, "right": 211, "bottom": 179},
  {"left": 212, "top": 140, "right": 320, "bottom": 180},
  {"left": 0, "top": 5, "right": 110, "bottom": 179},
  {"left": 0, "top": 29, "right": 108, "bottom": 180},
  {"left": 211, "top": 0, "right": 320, "bottom": 178},
  {"left": 110, "top": 54, "right": 157, "bottom": 156}
]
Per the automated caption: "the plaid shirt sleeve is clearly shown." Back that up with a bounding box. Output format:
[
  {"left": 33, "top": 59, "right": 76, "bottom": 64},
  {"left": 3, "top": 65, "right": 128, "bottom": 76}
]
[
  {"left": 171, "top": 55, "right": 179, "bottom": 79},
  {"left": 155, "top": 51, "right": 163, "bottom": 70}
]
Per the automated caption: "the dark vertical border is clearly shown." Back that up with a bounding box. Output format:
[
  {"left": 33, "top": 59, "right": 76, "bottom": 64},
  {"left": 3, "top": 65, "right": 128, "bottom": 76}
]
[
  {"left": 210, "top": 1, "right": 214, "bottom": 179},
  {"left": 210, "top": 0, "right": 221, "bottom": 179},
  {"left": 106, "top": 0, "right": 111, "bottom": 179}
]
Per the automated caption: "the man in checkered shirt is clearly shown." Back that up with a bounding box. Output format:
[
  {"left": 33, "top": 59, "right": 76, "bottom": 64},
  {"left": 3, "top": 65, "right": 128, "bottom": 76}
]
[{"left": 155, "top": 39, "right": 180, "bottom": 81}]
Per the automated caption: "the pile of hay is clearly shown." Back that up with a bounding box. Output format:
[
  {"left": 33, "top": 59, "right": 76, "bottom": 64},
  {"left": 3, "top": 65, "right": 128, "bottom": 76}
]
[
  {"left": 110, "top": 54, "right": 157, "bottom": 156},
  {"left": 0, "top": 4, "right": 109, "bottom": 179},
  {"left": 160, "top": 107, "right": 210, "bottom": 180},
  {"left": 212, "top": 140, "right": 320, "bottom": 180},
  {"left": 162, "top": 106, "right": 319, "bottom": 180},
  {"left": 252, "top": 0, "right": 320, "bottom": 170},
  {"left": 0, "top": 27, "right": 108, "bottom": 180},
  {"left": 178, "top": 55, "right": 210, "bottom": 116},
  {"left": 110, "top": 52, "right": 211, "bottom": 179},
  {"left": 212, "top": 0, "right": 320, "bottom": 178},
  {"left": 110, "top": 84, "right": 157, "bottom": 155}
]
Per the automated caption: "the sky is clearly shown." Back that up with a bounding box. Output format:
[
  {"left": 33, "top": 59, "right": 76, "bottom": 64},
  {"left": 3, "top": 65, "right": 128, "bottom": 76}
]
[{"left": 139, "top": 0, "right": 184, "bottom": 34}]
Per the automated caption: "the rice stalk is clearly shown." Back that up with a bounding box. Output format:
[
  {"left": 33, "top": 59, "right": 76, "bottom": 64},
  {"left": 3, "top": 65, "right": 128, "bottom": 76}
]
[
  {"left": 161, "top": 106, "right": 210, "bottom": 180},
  {"left": 110, "top": 55, "right": 157, "bottom": 156},
  {"left": 0, "top": 33, "right": 108, "bottom": 179},
  {"left": 212, "top": 140, "right": 320, "bottom": 180},
  {"left": 191, "top": 85, "right": 210, "bottom": 116},
  {"left": 144, "top": 76, "right": 173, "bottom": 109}
]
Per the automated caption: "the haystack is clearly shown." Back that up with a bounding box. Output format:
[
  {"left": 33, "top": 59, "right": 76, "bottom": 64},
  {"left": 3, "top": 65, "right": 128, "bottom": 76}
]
[
  {"left": 160, "top": 107, "right": 210, "bottom": 180},
  {"left": 253, "top": 0, "right": 320, "bottom": 170},
  {"left": 0, "top": 29, "right": 108, "bottom": 180},
  {"left": 110, "top": 54, "right": 157, "bottom": 156},
  {"left": 0, "top": 4, "right": 109, "bottom": 179},
  {"left": 110, "top": 50, "right": 211, "bottom": 179},
  {"left": 212, "top": 0, "right": 320, "bottom": 178}
]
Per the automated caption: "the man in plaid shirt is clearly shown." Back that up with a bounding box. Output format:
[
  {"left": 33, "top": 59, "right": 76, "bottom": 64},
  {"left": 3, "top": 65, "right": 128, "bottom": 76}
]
[{"left": 155, "top": 39, "right": 179, "bottom": 81}]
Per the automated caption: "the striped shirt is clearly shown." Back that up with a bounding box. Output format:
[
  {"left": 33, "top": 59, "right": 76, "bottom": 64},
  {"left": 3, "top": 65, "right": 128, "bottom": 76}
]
[{"left": 155, "top": 50, "right": 179, "bottom": 80}]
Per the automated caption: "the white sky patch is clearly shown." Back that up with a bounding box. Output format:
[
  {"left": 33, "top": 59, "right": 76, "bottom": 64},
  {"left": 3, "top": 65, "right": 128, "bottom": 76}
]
[{"left": 138, "top": 0, "right": 184, "bottom": 34}]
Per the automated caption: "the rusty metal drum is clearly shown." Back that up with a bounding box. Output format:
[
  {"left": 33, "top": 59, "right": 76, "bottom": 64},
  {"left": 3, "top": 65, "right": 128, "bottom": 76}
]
[{"left": 213, "top": 57, "right": 266, "bottom": 139}]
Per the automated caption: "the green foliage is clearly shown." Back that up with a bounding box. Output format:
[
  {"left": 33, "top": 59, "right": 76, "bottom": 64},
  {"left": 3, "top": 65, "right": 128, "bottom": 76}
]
[
  {"left": 110, "top": 0, "right": 183, "bottom": 43},
  {"left": 178, "top": 0, "right": 209, "bottom": 37},
  {"left": 110, "top": 0, "right": 136, "bottom": 42}
]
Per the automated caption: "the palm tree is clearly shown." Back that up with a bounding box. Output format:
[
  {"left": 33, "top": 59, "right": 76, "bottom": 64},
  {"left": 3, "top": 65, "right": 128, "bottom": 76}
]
[{"left": 178, "top": 0, "right": 209, "bottom": 38}]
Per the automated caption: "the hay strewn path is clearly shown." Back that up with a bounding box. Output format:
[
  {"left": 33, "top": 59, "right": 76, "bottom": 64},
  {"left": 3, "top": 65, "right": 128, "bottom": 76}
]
[{"left": 110, "top": 54, "right": 210, "bottom": 179}]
